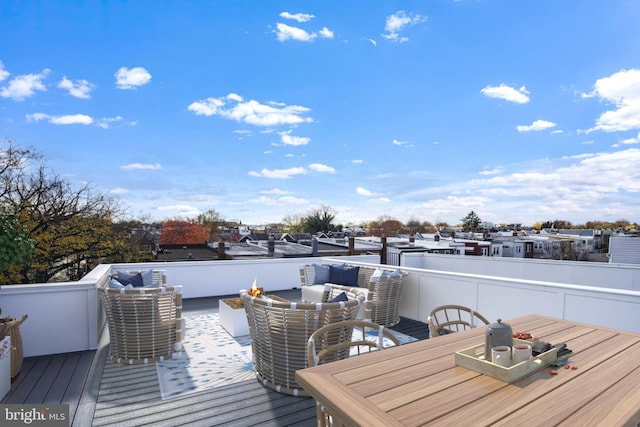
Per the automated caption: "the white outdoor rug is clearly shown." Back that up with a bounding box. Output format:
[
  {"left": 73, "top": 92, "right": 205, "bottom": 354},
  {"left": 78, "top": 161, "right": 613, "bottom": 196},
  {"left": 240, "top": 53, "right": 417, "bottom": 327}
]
[
  {"left": 156, "top": 313, "right": 417, "bottom": 400},
  {"left": 156, "top": 313, "right": 254, "bottom": 400}
]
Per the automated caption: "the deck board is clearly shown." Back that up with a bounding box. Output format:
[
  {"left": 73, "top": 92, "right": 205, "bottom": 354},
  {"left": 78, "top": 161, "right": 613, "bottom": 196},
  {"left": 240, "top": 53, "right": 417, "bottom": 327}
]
[{"left": 2, "top": 289, "right": 429, "bottom": 426}]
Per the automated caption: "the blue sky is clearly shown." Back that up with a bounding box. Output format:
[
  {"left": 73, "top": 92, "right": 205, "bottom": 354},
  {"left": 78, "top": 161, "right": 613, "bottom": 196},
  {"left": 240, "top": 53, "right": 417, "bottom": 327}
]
[{"left": 1, "top": 1, "right": 640, "bottom": 227}]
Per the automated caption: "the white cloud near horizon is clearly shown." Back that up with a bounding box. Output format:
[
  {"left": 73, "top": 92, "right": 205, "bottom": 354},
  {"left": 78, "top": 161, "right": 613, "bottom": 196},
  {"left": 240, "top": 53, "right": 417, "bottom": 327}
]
[
  {"left": 481, "top": 84, "right": 530, "bottom": 104},
  {"left": 249, "top": 195, "right": 310, "bottom": 205},
  {"left": 0, "top": 68, "right": 50, "bottom": 101},
  {"left": 405, "top": 148, "right": 640, "bottom": 223},
  {"left": 382, "top": 11, "right": 427, "bottom": 43},
  {"left": 249, "top": 167, "right": 307, "bottom": 179},
  {"left": 279, "top": 12, "right": 315, "bottom": 23},
  {"left": 58, "top": 77, "right": 94, "bottom": 99},
  {"left": 121, "top": 163, "right": 162, "bottom": 171},
  {"left": 110, "top": 188, "right": 129, "bottom": 194},
  {"left": 516, "top": 119, "right": 556, "bottom": 132},
  {"left": 156, "top": 204, "right": 201, "bottom": 216},
  {"left": 582, "top": 68, "right": 640, "bottom": 133},
  {"left": 188, "top": 93, "right": 313, "bottom": 127},
  {"left": 115, "top": 66, "right": 152, "bottom": 89},
  {"left": 260, "top": 188, "right": 289, "bottom": 195},
  {"left": 26, "top": 112, "right": 93, "bottom": 125}
]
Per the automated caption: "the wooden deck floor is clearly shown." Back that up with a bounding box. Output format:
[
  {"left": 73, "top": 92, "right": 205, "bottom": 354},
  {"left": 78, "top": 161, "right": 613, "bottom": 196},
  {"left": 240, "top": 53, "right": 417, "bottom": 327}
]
[{"left": 2, "top": 290, "right": 430, "bottom": 426}]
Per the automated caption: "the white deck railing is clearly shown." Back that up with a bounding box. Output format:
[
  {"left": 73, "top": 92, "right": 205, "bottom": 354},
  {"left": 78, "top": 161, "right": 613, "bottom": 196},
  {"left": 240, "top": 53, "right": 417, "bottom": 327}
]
[{"left": 1, "top": 254, "right": 639, "bottom": 357}]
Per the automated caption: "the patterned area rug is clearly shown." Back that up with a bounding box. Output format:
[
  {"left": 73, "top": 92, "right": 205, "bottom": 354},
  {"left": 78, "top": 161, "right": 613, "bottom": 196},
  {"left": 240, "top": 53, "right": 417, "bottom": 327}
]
[
  {"left": 156, "top": 313, "right": 417, "bottom": 400},
  {"left": 156, "top": 314, "right": 254, "bottom": 400}
]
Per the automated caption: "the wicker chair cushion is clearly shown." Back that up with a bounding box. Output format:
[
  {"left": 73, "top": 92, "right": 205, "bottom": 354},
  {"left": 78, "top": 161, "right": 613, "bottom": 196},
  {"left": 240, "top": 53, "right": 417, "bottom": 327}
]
[
  {"left": 115, "top": 271, "right": 144, "bottom": 287},
  {"left": 329, "top": 265, "right": 359, "bottom": 287},
  {"left": 312, "top": 263, "right": 330, "bottom": 284},
  {"left": 109, "top": 278, "right": 133, "bottom": 289},
  {"left": 329, "top": 291, "right": 348, "bottom": 303}
]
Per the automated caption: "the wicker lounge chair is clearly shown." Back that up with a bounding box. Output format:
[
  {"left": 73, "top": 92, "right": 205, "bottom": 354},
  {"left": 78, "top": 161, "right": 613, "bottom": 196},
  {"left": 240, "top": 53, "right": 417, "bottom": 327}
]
[
  {"left": 97, "top": 270, "right": 184, "bottom": 364},
  {"left": 240, "top": 288, "right": 365, "bottom": 396},
  {"left": 427, "top": 304, "right": 489, "bottom": 337},
  {"left": 299, "top": 264, "right": 407, "bottom": 327}
]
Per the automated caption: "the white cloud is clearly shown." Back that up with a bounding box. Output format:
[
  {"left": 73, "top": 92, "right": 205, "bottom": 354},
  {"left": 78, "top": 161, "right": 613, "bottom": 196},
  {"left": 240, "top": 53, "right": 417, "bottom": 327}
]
[
  {"left": 188, "top": 94, "right": 313, "bottom": 127},
  {"left": 583, "top": 68, "right": 640, "bottom": 132},
  {"left": 0, "top": 69, "right": 50, "bottom": 101},
  {"left": 367, "top": 38, "right": 377, "bottom": 47},
  {"left": 157, "top": 204, "right": 201, "bottom": 216},
  {"left": 248, "top": 167, "right": 307, "bottom": 179},
  {"left": 481, "top": 84, "right": 530, "bottom": 104},
  {"left": 260, "top": 188, "right": 289, "bottom": 195},
  {"left": 279, "top": 130, "right": 311, "bottom": 146},
  {"left": 393, "top": 138, "right": 413, "bottom": 147},
  {"left": 121, "top": 163, "right": 162, "bottom": 171},
  {"left": 516, "top": 119, "right": 556, "bottom": 132},
  {"left": 279, "top": 12, "right": 315, "bottom": 23},
  {"left": 275, "top": 23, "right": 317, "bottom": 42},
  {"left": 110, "top": 188, "right": 129, "bottom": 194},
  {"left": 97, "top": 116, "right": 125, "bottom": 129},
  {"left": 356, "top": 187, "right": 376, "bottom": 196},
  {"left": 368, "top": 197, "right": 391, "bottom": 203},
  {"left": 479, "top": 168, "right": 502, "bottom": 176},
  {"left": 58, "top": 77, "right": 94, "bottom": 99},
  {"left": 319, "top": 27, "right": 334, "bottom": 39},
  {"left": 0, "top": 61, "right": 9, "bottom": 81},
  {"left": 26, "top": 112, "right": 93, "bottom": 125},
  {"left": 612, "top": 132, "right": 640, "bottom": 147},
  {"left": 115, "top": 66, "right": 152, "bottom": 89},
  {"left": 352, "top": 159, "right": 363, "bottom": 164},
  {"left": 249, "top": 195, "right": 309, "bottom": 205},
  {"left": 309, "top": 163, "right": 336, "bottom": 173},
  {"left": 382, "top": 11, "right": 427, "bottom": 43}
]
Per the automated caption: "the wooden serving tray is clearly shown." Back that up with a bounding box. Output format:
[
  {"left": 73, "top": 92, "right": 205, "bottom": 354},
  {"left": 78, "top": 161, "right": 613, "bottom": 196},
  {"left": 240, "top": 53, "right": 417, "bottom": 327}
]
[{"left": 454, "top": 338, "right": 557, "bottom": 383}]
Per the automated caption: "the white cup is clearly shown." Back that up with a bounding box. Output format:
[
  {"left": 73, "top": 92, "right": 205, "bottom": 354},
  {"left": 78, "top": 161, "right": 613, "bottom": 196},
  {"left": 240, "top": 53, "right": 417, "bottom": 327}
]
[
  {"left": 491, "top": 345, "right": 511, "bottom": 367},
  {"left": 512, "top": 343, "right": 532, "bottom": 364}
]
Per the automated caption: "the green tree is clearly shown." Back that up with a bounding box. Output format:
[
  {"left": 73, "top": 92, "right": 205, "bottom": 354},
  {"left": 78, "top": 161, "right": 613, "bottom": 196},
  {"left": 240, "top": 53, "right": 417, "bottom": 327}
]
[
  {"left": 0, "top": 210, "right": 35, "bottom": 271},
  {"left": 460, "top": 211, "right": 481, "bottom": 232},
  {"left": 302, "top": 205, "right": 336, "bottom": 234}
]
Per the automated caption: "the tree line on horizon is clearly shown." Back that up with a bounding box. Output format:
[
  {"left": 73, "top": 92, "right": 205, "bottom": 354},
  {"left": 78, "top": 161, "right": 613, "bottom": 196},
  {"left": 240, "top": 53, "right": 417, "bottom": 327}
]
[{"left": 1, "top": 140, "right": 636, "bottom": 284}]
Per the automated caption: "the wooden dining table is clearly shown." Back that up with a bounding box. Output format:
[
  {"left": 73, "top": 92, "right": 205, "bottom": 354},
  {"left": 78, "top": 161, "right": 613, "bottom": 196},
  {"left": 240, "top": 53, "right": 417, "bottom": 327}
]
[{"left": 296, "top": 314, "right": 640, "bottom": 426}]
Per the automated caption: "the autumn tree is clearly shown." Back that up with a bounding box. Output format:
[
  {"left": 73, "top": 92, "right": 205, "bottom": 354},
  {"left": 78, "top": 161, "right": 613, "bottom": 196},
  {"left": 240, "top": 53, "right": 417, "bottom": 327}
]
[
  {"left": 403, "top": 217, "right": 436, "bottom": 234},
  {"left": 1, "top": 141, "right": 123, "bottom": 284},
  {"left": 160, "top": 218, "right": 209, "bottom": 244},
  {"left": 197, "top": 209, "right": 223, "bottom": 241},
  {"left": 368, "top": 215, "right": 402, "bottom": 237},
  {"left": 282, "top": 213, "right": 305, "bottom": 233}
]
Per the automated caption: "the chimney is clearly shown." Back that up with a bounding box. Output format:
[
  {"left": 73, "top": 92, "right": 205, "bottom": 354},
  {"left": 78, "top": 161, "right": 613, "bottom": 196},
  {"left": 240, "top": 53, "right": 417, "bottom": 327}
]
[{"left": 268, "top": 235, "right": 275, "bottom": 256}]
